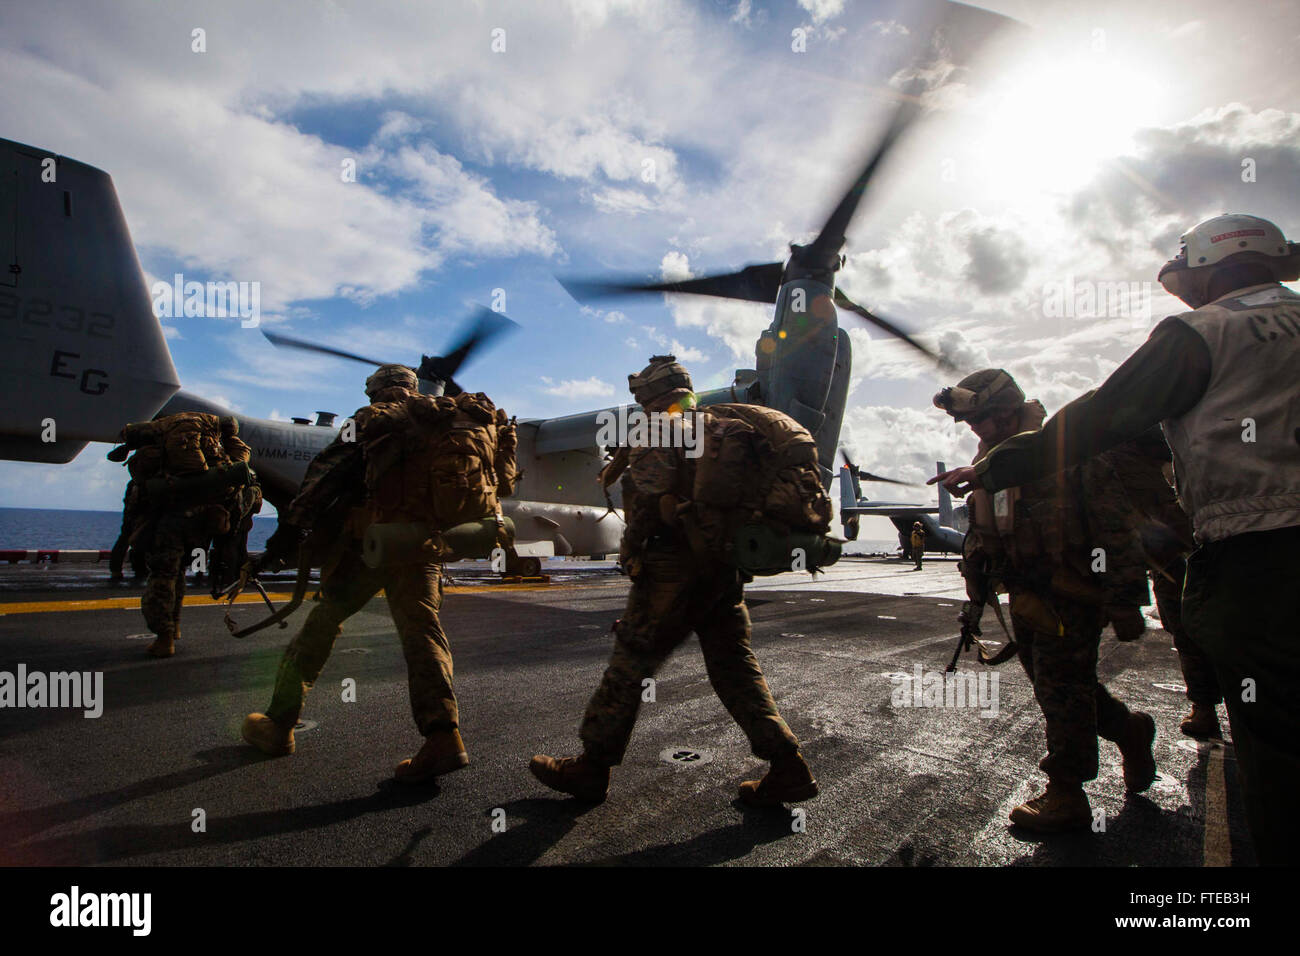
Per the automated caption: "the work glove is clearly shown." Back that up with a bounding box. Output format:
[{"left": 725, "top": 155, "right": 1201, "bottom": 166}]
[{"left": 1106, "top": 605, "right": 1147, "bottom": 642}]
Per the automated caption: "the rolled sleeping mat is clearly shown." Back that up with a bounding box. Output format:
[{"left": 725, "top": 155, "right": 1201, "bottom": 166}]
[
  {"left": 363, "top": 516, "right": 516, "bottom": 569},
  {"left": 143, "top": 461, "right": 253, "bottom": 507},
  {"left": 731, "top": 522, "right": 841, "bottom": 576}
]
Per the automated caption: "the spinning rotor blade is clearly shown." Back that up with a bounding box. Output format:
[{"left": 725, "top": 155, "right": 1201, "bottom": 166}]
[
  {"left": 807, "top": 99, "right": 921, "bottom": 262},
  {"left": 832, "top": 289, "right": 953, "bottom": 370},
  {"left": 858, "top": 470, "right": 918, "bottom": 487},
  {"left": 806, "top": 1, "right": 1022, "bottom": 261},
  {"left": 420, "top": 307, "right": 520, "bottom": 383},
  {"left": 261, "top": 330, "right": 389, "bottom": 368},
  {"left": 559, "top": 261, "right": 785, "bottom": 305},
  {"left": 838, "top": 449, "right": 918, "bottom": 487}
]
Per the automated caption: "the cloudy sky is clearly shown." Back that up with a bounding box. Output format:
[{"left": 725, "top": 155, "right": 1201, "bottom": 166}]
[{"left": 1, "top": 0, "right": 1297, "bottom": 520}]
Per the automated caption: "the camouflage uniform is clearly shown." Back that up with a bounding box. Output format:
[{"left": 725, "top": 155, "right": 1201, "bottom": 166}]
[
  {"left": 108, "top": 480, "right": 148, "bottom": 580},
  {"left": 140, "top": 510, "right": 208, "bottom": 639},
  {"left": 579, "top": 415, "right": 800, "bottom": 767},
  {"left": 531, "top": 357, "right": 814, "bottom": 806},
  {"left": 1097, "top": 429, "right": 1221, "bottom": 710},
  {"left": 125, "top": 413, "right": 256, "bottom": 653},
  {"left": 982, "top": 460, "right": 1150, "bottom": 787},
  {"left": 946, "top": 377, "right": 1153, "bottom": 795},
  {"left": 265, "top": 542, "right": 457, "bottom": 734},
  {"left": 257, "top": 367, "right": 514, "bottom": 743}
]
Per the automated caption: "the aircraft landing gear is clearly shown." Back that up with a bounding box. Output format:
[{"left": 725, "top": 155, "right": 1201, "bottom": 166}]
[{"left": 501, "top": 551, "right": 542, "bottom": 578}]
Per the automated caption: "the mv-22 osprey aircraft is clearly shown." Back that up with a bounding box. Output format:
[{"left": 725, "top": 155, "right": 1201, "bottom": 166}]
[{"left": 0, "top": 90, "right": 954, "bottom": 571}]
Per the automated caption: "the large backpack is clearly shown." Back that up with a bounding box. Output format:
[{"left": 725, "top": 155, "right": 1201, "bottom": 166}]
[
  {"left": 122, "top": 412, "right": 225, "bottom": 475},
  {"left": 689, "top": 404, "right": 836, "bottom": 573},
  {"left": 359, "top": 391, "right": 509, "bottom": 529},
  {"left": 122, "top": 413, "right": 253, "bottom": 520}
]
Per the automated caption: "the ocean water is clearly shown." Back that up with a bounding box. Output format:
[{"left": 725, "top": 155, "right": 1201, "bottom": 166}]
[
  {"left": 0, "top": 508, "right": 278, "bottom": 551},
  {"left": 0, "top": 507, "right": 903, "bottom": 556}
]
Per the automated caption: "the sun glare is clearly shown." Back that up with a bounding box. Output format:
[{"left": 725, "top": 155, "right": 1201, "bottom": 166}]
[{"left": 968, "top": 52, "right": 1167, "bottom": 196}]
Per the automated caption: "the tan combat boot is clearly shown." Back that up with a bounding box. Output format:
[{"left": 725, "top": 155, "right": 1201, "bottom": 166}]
[
  {"left": 394, "top": 729, "right": 469, "bottom": 784},
  {"left": 1118, "top": 711, "right": 1157, "bottom": 792},
  {"left": 529, "top": 754, "right": 611, "bottom": 803},
  {"left": 1180, "top": 703, "right": 1221, "bottom": 740},
  {"left": 147, "top": 632, "right": 176, "bottom": 658},
  {"left": 241, "top": 712, "right": 296, "bottom": 756},
  {"left": 1008, "top": 782, "right": 1091, "bottom": 831},
  {"left": 738, "top": 751, "right": 819, "bottom": 807}
]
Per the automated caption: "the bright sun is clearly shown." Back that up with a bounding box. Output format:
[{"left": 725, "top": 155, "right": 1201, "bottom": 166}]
[{"left": 966, "top": 51, "right": 1168, "bottom": 196}]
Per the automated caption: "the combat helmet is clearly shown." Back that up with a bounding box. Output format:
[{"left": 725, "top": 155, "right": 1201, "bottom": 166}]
[
  {"left": 628, "top": 355, "right": 693, "bottom": 408},
  {"left": 932, "top": 369, "right": 1024, "bottom": 423},
  {"left": 365, "top": 364, "right": 419, "bottom": 399}
]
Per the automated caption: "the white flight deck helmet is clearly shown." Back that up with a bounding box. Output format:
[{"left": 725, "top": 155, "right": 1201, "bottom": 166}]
[{"left": 1158, "top": 214, "right": 1300, "bottom": 307}]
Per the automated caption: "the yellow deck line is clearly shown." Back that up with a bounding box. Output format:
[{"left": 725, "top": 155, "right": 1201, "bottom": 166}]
[
  {"left": 1203, "top": 741, "right": 1232, "bottom": 867},
  {"left": 0, "top": 580, "right": 615, "bottom": 616}
]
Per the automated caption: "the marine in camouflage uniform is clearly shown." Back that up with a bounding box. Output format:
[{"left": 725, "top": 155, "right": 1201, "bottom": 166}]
[
  {"left": 530, "top": 356, "right": 816, "bottom": 806},
  {"left": 936, "top": 215, "right": 1300, "bottom": 862},
  {"left": 108, "top": 479, "right": 148, "bottom": 581},
  {"left": 1094, "top": 425, "right": 1222, "bottom": 739},
  {"left": 111, "top": 413, "right": 256, "bottom": 658},
  {"left": 242, "top": 364, "right": 518, "bottom": 785},
  {"left": 935, "top": 370, "right": 1157, "bottom": 832}
]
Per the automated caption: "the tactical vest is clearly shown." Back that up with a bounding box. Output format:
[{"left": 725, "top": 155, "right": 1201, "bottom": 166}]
[
  {"left": 967, "top": 401, "right": 1141, "bottom": 606},
  {"left": 1161, "top": 284, "right": 1300, "bottom": 543}
]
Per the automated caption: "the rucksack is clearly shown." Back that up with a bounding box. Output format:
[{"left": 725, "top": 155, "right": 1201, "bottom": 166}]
[
  {"left": 122, "top": 412, "right": 228, "bottom": 476},
  {"left": 358, "top": 391, "right": 511, "bottom": 529},
  {"left": 122, "top": 413, "right": 253, "bottom": 516},
  {"left": 689, "top": 404, "right": 836, "bottom": 573}
]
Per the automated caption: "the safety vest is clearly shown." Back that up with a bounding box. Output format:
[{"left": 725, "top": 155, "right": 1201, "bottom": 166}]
[{"left": 1162, "top": 284, "right": 1300, "bottom": 543}]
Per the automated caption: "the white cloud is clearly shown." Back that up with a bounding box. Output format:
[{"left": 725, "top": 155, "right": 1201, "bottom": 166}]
[
  {"left": 669, "top": 340, "right": 707, "bottom": 364},
  {"left": 838, "top": 404, "right": 973, "bottom": 486},
  {"left": 797, "top": 0, "right": 845, "bottom": 27},
  {"left": 654, "top": 251, "right": 772, "bottom": 361},
  {"left": 541, "top": 376, "right": 616, "bottom": 399},
  {"left": 590, "top": 187, "right": 657, "bottom": 215}
]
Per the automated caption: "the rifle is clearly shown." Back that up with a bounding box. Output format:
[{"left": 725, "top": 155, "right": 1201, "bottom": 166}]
[
  {"left": 218, "top": 559, "right": 290, "bottom": 636},
  {"left": 221, "top": 438, "right": 364, "bottom": 638},
  {"left": 946, "top": 542, "right": 1018, "bottom": 672}
]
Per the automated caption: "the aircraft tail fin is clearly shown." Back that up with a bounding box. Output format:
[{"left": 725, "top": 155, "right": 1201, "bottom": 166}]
[
  {"left": 0, "top": 138, "right": 179, "bottom": 454},
  {"left": 839, "top": 464, "right": 860, "bottom": 513},
  {"left": 936, "top": 460, "right": 953, "bottom": 527}
]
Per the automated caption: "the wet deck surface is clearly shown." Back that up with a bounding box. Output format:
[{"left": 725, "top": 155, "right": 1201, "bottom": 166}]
[{"left": 0, "top": 557, "right": 1254, "bottom": 866}]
